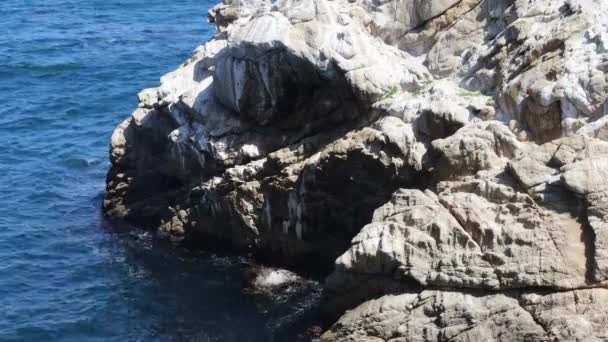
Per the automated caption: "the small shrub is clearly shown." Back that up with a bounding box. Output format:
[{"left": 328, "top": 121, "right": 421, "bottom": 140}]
[
  {"left": 382, "top": 85, "right": 399, "bottom": 99},
  {"left": 458, "top": 90, "right": 483, "bottom": 97},
  {"left": 412, "top": 79, "right": 434, "bottom": 97}
]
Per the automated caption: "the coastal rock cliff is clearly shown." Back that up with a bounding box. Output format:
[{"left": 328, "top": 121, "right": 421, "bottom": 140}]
[{"left": 104, "top": 0, "right": 608, "bottom": 339}]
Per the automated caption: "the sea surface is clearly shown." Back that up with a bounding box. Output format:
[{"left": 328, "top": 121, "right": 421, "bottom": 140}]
[{"left": 0, "top": 1, "right": 319, "bottom": 341}]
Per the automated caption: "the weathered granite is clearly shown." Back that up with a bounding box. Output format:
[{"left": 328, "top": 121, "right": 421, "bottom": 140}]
[
  {"left": 104, "top": 0, "right": 608, "bottom": 338},
  {"left": 321, "top": 288, "right": 608, "bottom": 342}
]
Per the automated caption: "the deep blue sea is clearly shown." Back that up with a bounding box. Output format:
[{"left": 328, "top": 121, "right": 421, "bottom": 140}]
[{"left": 0, "top": 1, "right": 319, "bottom": 341}]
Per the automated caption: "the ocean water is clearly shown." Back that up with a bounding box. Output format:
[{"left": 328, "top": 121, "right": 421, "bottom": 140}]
[{"left": 0, "top": 1, "right": 319, "bottom": 341}]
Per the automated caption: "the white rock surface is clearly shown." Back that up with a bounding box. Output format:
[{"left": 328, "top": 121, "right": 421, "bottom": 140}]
[
  {"left": 321, "top": 289, "right": 608, "bottom": 342},
  {"left": 103, "top": 0, "right": 608, "bottom": 339}
]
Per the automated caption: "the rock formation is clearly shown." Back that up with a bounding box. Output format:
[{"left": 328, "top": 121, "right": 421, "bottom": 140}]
[{"left": 104, "top": 0, "right": 608, "bottom": 339}]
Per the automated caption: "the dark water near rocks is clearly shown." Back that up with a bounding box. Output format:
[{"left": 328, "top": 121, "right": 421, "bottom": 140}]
[{"left": 0, "top": 1, "right": 320, "bottom": 341}]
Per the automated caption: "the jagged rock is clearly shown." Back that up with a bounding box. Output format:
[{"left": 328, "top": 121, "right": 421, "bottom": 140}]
[
  {"left": 208, "top": 0, "right": 270, "bottom": 32},
  {"left": 519, "top": 289, "right": 608, "bottom": 342},
  {"left": 104, "top": 0, "right": 608, "bottom": 338},
  {"left": 507, "top": 136, "right": 608, "bottom": 283},
  {"left": 361, "top": 0, "right": 461, "bottom": 45},
  {"left": 323, "top": 176, "right": 599, "bottom": 316},
  {"left": 508, "top": 156, "right": 558, "bottom": 190},
  {"left": 431, "top": 121, "right": 521, "bottom": 180},
  {"left": 321, "top": 288, "right": 608, "bottom": 342},
  {"left": 212, "top": 0, "right": 431, "bottom": 124},
  {"left": 579, "top": 115, "right": 608, "bottom": 140},
  {"left": 438, "top": 178, "right": 590, "bottom": 288},
  {"left": 375, "top": 79, "right": 496, "bottom": 139},
  {"left": 152, "top": 116, "right": 430, "bottom": 268},
  {"left": 411, "top": 0, "right": 608, "bottom": 142},
  {"left": 562, "top": 157, "right": 608, "bottom": 282}
]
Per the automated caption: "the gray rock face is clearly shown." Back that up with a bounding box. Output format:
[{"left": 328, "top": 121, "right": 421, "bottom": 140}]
[
  {"left": 324, "top": 174, "right": 599, "bottom": 314},
  {"left": 104, "top": 0, "right": 608, "bottom": 338},
  {"left": 562, "top": 157, "right": 608, "bottom": 282},
  {"left": 321, "top": 289, "right": 608, "bottom": 342}
]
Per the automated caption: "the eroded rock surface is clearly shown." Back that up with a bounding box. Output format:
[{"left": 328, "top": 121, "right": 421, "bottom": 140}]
[
  {"left": 321, "top": 288, "right": 608, "bottom": 342},
  {"left": 104, "top": 0, "right": 608, "bottom": 338}
]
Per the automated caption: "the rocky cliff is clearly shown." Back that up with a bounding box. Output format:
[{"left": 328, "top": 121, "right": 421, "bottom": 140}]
[{"left": 104, "top": 0, "right": 608, "bottom": 339}]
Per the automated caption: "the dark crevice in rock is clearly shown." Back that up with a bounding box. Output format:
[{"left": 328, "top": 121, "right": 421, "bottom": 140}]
[
  {"left": 516, "top": 297, "right": 553, "bottom": 340},
  {"left": 581, "top": 206, "right": 599, "bottom": 283}
]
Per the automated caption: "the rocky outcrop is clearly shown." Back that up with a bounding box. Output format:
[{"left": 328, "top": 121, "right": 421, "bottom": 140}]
[
  {"left": 321, "top": 288, "right": 608, "bottom": 342},
  {"left": 104, "top": 0, "right": 608, "bottom": 339}
]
